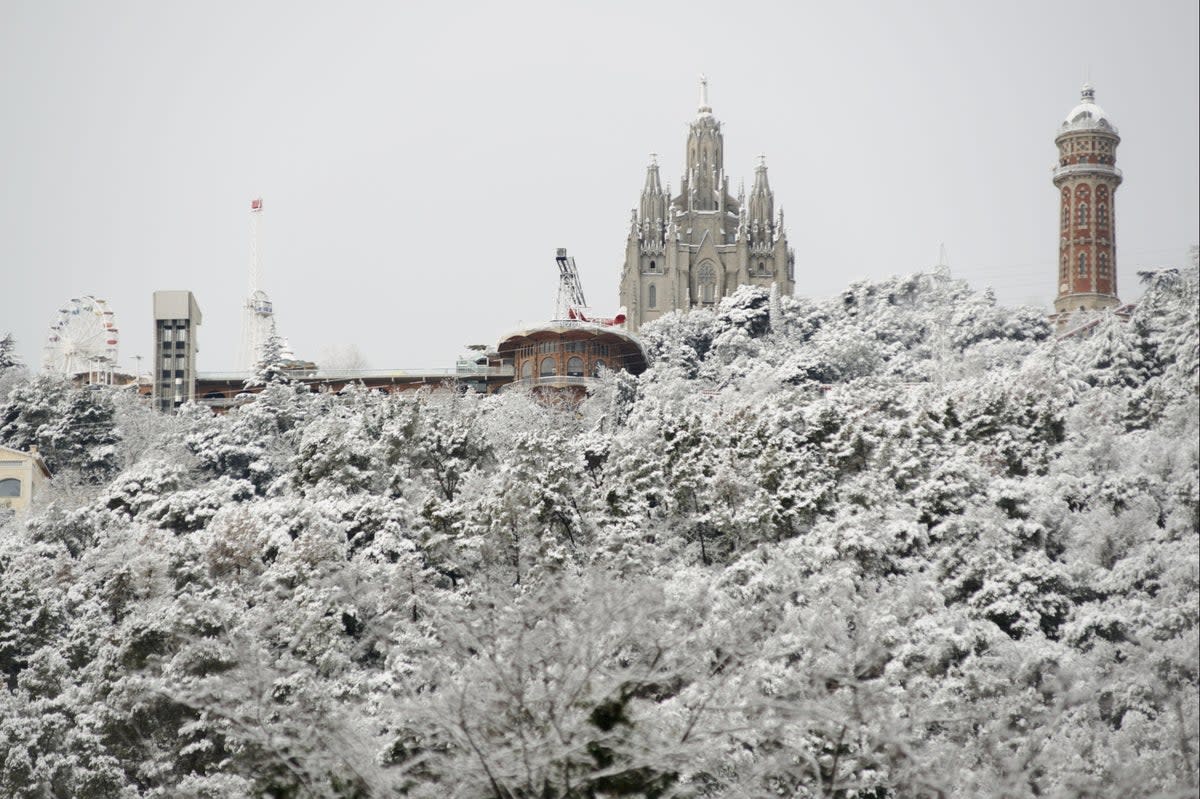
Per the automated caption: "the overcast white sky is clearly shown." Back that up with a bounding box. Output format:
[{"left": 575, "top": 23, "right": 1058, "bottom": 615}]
[{"left": 2, "top": 0, "right": 1197, "bottom": 374}]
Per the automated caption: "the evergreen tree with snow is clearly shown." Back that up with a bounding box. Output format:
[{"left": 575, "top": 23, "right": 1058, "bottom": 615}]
[
  {"left": 0, "top": 333, "right": 20, "bottom": 373},
  {"left": 245, "top": 324, "right": 292, "bottom": 388},
  {"left": 0, "top": 375, "right": 119, "bottom": 479},
  {"left": 1, "top": 267, "right": 1196, "bottom": 797}
]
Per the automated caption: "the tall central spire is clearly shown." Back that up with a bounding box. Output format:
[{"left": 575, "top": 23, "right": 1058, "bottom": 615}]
[{"left": 684, "top": 75, "right": 723, "bottom": 210}]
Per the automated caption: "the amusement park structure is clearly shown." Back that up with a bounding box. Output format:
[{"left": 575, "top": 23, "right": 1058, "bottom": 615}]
[
  {"left": 42, "top": 295, "right": 120, "bottom": 384},
  {"left": 493, "top": 249, "right": 645, "bottom": 394},
  {"left": 236, "top": 198, "right": 276, "bottom": 371},
  {"left": 178, "top": 248, "right": 646, "bottom": 410},
  {"left": 555, "top": 248, "right": 626, "bottom": 326}
]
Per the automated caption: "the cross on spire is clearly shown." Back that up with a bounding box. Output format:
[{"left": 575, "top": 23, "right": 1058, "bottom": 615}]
[{"left": 698, "top": 74, "right": 711, "bottom": 111}]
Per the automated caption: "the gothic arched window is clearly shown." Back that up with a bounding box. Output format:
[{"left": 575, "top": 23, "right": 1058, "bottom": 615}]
[
  {"left": 698, "top": 262, "right": 716, "bottom": 303},
  {"left": 1099, "top": 252, "right": 1110, "bottom": 276},
  {"left": 1078, "top": 252, "right": 1088, "bottom": 277},
  {"left": 649, "top": 260, "right": 656, "bottom": 272},
  {"left": 1061, "top": 203, "right": 1070, "bottom": 230},
  {"left": 648, "top": 284, "right": 657, "bottom": 309},
  {"left": 1077, "top": 202, "right": 1089, "bottom": 226},
  {"left": 1098, "top": 204, "right": 1108, "bottom": 227}
]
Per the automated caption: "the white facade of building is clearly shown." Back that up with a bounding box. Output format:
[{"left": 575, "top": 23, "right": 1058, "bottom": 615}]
[{"left": 0, "top": 445, "right": 51, "bottom": 513}]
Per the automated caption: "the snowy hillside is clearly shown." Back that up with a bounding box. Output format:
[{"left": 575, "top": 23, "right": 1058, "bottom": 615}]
[{"left": 1, "top": 268, "right": 1197, "bottom": 798}]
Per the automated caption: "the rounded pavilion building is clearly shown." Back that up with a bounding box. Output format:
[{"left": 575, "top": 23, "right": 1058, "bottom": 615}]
[{"left": 495, "top": 322, "right": 647, "bottom": 394}]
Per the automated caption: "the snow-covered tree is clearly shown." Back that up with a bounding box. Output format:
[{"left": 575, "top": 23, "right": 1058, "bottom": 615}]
[
  {"left": 0, "top": 333, "right": 21, "bottom": 373},
  {"left": 0, "top": 375, "right": 119, "bottom": 480},
  {"left": 2, "top": 267, "right": 1196, "bottom": 797}
]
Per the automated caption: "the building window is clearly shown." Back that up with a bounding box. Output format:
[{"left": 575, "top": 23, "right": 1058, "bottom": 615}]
[
  {"left": 649, "top": 260, "right": 656, "bottom": 272},
  {"left": 0, "top": 478, "right": 20, "bottom": 498},
  {"left": 1098, "top": 203, "right": 1108, "bottom": 227},
  {"left": 160, "top": 326, "right": 173, "bottom": 343},
  {"left": 1099, "top": 252, "right": 1110, "bottom": 276},
  {"left": 1077, "top": 202, "right": 1089, "bottom": 226},
  {"left": 567, "top": 357, "right": 584, "bottom": 377},
  {"left": 648, "top": 283, "right": 657, "bottom": 309},
  {"left": 698, "top": 262, "right": 716, "bottom": 303},
  {"left": 540, "top": 357, "right": 556, "bottom": 377},
  {"left": 521, "top": 360, "right": 533, "bottom": 379},
  {"left": 1078, "top": 252, "right": 1088, "bottom": 277},
  {"left": 1061, "top": 204, "right": 1070, "bottom": 230}
]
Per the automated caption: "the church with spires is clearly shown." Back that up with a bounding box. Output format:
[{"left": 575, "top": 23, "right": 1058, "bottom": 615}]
[{"left": 619, "top": 78, "right": 795, "bottom": 332}]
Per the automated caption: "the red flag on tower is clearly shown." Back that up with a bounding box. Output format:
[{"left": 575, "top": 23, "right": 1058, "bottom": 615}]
[{"left": 250, "top": 198, "right": 263, "bottom": 212}]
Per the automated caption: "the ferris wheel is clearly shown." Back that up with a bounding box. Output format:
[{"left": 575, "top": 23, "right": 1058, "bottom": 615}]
[{"left": 43, "top": 296, "right": 120, "bottom": 382}]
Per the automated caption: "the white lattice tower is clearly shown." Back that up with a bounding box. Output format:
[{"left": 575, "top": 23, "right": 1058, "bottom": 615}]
[
  {"left": 554, "top": 248, "right": 588, "bottom": 321},
  {"left": 236, "top": 197, "right": 275, "bottom": 371}
]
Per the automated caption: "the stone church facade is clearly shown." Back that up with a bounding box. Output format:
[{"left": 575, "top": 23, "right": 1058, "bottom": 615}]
[{"left": 619, "top": 79, "right": 795, "bottom": 332}]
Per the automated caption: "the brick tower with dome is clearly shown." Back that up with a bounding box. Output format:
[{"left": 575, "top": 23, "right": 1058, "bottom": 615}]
[{"left": 1053, "top": 83, "right": 1123, "bottom": 315}]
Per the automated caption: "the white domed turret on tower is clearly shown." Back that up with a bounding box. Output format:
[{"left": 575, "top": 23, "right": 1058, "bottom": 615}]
[{"left": 1052, "top": 83, "right": 1123, "bottom": 316}]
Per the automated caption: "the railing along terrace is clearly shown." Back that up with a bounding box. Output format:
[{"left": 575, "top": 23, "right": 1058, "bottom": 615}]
[{"left": 502, "top": 375, "right": 602, "bottom": 391}]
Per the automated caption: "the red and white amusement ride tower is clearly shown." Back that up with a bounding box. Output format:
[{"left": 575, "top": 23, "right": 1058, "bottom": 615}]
[{"left": 236, "top": 198, "right": 276, "bottom": 371}]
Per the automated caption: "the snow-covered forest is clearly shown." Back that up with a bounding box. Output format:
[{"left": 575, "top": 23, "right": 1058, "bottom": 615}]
[{"left": 1, "top": 268, "right": 1197, "bottom": 798}]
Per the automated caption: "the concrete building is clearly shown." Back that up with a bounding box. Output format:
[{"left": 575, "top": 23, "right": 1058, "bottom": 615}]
[
  {"left": 0, "top": 445, "right": 51, "bottom": 513},
  {"left": 1053, "top": 84, "right": 1122, "bottom": 315},
  {"left": 152, "top": 290, "right": 203, "bottom": 412},
  {"left": 619, "top": 78, "right": 795, "bottom": 332}
]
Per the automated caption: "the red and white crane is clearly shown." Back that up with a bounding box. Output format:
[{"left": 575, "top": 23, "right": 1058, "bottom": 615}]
[{"left": 554, "top": 248, "right": 626, "bottom": 326}]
